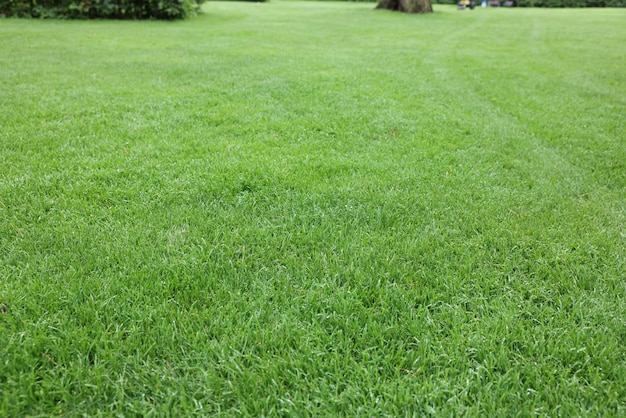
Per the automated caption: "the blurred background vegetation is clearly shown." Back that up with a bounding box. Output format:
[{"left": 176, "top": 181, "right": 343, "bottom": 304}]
[{"left": 1, "top": 0, "right": 624, "bottom": 20}]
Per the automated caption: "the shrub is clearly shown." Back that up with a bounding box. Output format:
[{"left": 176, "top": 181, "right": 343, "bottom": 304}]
[{"left": 0, "top": 0, "right": 205, "bottom": 19}]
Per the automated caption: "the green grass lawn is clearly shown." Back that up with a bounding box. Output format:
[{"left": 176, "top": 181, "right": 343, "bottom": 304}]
[{"left": 1, "top": 2, "right": 625, "bottom": 415}]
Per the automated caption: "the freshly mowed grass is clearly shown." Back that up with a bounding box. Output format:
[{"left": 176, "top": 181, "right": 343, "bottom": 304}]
[{"left": 1, "top": 1, "right": 625, "bottom": 414}]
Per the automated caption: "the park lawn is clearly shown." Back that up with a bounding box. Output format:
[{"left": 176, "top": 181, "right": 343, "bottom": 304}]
[{"left": 0, "top": 1, "right": 625, "bottom": 415}]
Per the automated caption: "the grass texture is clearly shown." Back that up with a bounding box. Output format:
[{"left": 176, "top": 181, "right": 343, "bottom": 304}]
[{"left": 1, "top": 2, "right": 625, "bottom": 415}]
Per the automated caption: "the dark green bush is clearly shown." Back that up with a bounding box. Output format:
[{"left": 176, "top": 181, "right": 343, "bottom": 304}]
[{"left": 0, "top": 0, "right": 205, "bottom": 19}]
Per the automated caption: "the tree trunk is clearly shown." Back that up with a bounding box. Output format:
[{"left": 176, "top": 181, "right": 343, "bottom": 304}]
[{"left": 376, "top": 0, "right": 433, "bottom": 13}]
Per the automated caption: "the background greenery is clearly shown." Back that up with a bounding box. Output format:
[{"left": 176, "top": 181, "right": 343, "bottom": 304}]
[
  {"left": 324, "top": 0, "right": 626, "bottom": 8},
  {"left": 513, "top": 0, "right": 625, "bottom": 8},
  {"left": 2, "top": 0, "right": 624, "bottom": 17},
  {"left": 0, "top": 0, "right": 205, "bottom": 19},
  {"left": 1, "top": 1, "right": 625, "bottom": 415}
]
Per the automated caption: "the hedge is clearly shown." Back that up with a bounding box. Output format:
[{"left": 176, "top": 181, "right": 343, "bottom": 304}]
[{"left": 0, "top": 0, "right": 205, "bottom": 19}]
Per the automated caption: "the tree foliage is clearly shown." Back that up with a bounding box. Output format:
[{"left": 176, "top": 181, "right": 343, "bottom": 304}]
[{"left": 0, "top": 0, "right": 204, "bottom": 19}]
